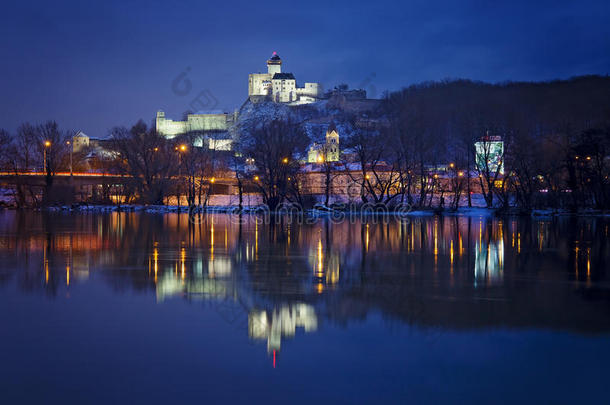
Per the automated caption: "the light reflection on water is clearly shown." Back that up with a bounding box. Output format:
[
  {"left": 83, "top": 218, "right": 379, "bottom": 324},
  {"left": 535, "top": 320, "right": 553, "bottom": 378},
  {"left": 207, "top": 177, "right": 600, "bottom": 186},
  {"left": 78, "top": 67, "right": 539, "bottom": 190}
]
[{"left": 1, "top": 211, "right": 610, "bottom": 402}]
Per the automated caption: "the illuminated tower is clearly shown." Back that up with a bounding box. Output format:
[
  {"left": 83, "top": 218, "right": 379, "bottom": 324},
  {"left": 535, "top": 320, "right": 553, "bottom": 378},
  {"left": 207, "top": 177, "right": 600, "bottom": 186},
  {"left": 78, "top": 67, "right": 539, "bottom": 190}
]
[
  {"left": 325, "top": 122, "right": 340, "bottom": 162},
  {"left": 267, "top": 52, "right": 282, "bottom": 75}
]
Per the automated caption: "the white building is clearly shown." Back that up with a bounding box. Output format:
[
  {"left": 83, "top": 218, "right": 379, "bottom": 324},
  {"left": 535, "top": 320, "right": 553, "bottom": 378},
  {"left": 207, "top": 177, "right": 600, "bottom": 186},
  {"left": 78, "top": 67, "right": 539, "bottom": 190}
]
[
  {"left": 248, "top": 52, "right": 321, "bottom": 104},
  {"left": 155, "top": 110, "right": 237, "bottom": 150}
]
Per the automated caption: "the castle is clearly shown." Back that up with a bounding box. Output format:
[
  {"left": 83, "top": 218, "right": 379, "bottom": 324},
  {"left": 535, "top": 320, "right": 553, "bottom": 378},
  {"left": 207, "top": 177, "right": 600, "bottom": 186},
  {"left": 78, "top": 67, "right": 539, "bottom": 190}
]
[
  {"left": 248, "top": 52, "right": 322, "bottom": 104},
  {"left": 156, "top": 53, "right": 324, "bottom": 147},
  {"left": 155, "top": 110, "right": 236, "bottom": 150}
]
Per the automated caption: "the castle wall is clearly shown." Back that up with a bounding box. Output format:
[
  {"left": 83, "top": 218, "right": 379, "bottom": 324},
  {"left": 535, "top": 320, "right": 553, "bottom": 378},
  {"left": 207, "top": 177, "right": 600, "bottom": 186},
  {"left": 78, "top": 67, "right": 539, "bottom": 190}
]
[
  {"left": 296, "top": 83, "right": 321, "bottom": 98},
  {"left": 156, "top": 111, "right": 232, "bottom": 139},
  {"left": 272, "top": 79, "right": 296, "bottom": 102},
  {"left": 249, "top": 73, "right": 272, "bottom": 96},
  {"left": 186, "top": 114, "right": 228, "bottom": 131},
  {"left": 156, "top": 116, "right": 187, "bottom": 138}
]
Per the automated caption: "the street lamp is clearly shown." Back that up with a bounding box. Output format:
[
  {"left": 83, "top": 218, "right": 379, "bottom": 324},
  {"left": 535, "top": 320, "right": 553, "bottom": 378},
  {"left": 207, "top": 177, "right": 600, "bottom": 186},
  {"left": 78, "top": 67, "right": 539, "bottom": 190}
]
[
  {"left": 66, "top": 140, "right": 73, "bottom": 176},
  {"left": 176, "top": 144, "right": 187, "bottom": 209},
  {"left": 43, "top": 140, "right": 51, "bottom": 175}
]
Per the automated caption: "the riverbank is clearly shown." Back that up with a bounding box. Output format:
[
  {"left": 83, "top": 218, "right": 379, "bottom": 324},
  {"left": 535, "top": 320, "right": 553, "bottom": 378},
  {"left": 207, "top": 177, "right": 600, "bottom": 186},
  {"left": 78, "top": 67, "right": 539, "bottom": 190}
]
[{"left": 2, "top": 203, "right": 610, "bottom": 217}]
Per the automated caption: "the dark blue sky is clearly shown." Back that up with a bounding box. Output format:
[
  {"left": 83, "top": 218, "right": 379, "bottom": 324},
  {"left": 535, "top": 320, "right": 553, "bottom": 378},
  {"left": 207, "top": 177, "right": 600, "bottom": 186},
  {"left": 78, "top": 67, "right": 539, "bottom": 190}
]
[{"left": 1, "top": 0, "right": 609, "bottom": 137}]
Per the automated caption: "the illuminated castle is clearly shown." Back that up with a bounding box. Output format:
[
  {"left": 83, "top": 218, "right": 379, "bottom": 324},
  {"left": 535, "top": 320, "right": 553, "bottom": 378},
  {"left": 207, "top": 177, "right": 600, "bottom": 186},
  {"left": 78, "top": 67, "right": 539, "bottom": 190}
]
[
  {"left": 248, "top": 52, "right": 322, "bottom": 104},
  {"left": 156, "top": 52, "right": 322, "bottom": 147}
]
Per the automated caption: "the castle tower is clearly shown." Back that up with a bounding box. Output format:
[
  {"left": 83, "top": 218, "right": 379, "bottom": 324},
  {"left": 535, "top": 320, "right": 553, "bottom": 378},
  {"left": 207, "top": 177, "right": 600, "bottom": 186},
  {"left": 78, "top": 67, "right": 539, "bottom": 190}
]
[
  {"left": 267, "top": 52, "right": 282, "bottom": 75},
  {"left": 325, "top": 122, "right": 340, "bottom": 162}
]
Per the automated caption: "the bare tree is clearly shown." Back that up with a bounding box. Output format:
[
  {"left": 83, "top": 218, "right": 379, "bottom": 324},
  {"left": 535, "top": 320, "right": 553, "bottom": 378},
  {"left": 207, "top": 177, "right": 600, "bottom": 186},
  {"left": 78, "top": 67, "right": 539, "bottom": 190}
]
[
  {"left": 110, "top": 120, "right": 178, "bottom": 204},
  {"left": 241, "top": 119, "right": 308, "bottom": 210},
  {"left": 34, "top": 121, "right": 72, "bottom": 187}
]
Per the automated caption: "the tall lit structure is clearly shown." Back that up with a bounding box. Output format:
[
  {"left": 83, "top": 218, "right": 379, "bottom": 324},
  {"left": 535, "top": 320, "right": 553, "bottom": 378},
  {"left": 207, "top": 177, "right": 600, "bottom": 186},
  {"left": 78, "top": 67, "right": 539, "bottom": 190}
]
[
  {"left": 248, "top": 52, "right": 321, "bottom": 104},
  {"left": 307, "top": 122, "right": 340, "bottom": 163},
  {"left": 475, "top": 135, "right": 504, "bottom": 174}
]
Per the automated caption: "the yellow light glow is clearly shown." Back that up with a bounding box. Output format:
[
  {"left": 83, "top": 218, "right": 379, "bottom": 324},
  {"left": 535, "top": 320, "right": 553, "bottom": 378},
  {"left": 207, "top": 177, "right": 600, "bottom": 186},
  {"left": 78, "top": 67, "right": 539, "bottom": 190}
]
[
  {"left": 210, "top": 177, "right": 215, "bottom": 183},
  {"left": 450, "top": 240, "right": 454, "bottom": 265},
  {"left": 44, "top": 140, "right": 51, "bottom": 147},
  {"left": 181, "top": 247, "right": 186, "bottom": 281},
  {"left": 254, "top": 176, "right": 259, "bottom": 181},
  {"left": 434, "top": 220, "right": 438, "bottom": 259},
  {"left": 180, "top": 144, "right": 187, "bottom": 152},
  {"left": 282, "top": 157, "right": 288, "bottom": 163},
  {"left": 458, "top": 171, "right": 464, "bottom": 177},
  {"left": 316, "top": 239, "right": 323, "bottom": 277},
  {"left": 210, "top": 224, "right": 215, "bottom": 263},
  {"left": 153, "top": 247, "right": 158, "bottom": 283}
]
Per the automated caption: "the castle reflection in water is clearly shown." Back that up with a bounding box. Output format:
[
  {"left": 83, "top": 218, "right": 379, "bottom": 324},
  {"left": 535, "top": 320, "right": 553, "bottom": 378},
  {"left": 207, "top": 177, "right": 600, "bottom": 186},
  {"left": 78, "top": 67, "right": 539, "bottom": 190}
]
[{"left": 1, "top": 211, "right": 609, "bottom": 358}]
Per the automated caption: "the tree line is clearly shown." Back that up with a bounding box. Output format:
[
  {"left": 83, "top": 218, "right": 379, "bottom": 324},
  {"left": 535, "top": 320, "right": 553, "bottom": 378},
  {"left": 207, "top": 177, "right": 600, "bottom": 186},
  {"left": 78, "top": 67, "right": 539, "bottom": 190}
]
[
  {"left": 243, "top": 76, "right": 610, "bottom": 211},
  {"left": 1, "top": 75, "right": 609, "bottom": 211}
]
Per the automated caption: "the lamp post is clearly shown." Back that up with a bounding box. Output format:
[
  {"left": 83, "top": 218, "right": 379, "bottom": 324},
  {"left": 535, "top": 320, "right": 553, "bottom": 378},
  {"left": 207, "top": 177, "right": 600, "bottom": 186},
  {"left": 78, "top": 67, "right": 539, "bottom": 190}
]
[
  {"left": 176, "top": 144, "right": 187, "bottom": 208},
  {"left": 66, "top": 139, "right": 73, "bottom": 176},
  {"left": 43, "top": 140, "right": 51, "bottom": 175}
]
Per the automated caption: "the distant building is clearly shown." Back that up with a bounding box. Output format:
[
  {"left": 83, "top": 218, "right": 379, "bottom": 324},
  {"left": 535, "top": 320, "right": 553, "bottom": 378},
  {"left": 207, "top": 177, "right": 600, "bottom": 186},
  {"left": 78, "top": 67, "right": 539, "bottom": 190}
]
[
  {"left": 155, "top": 110, "right": 237, "bottom": 150},
  {"left": 475, "top": 134, "right": 504, "bottom": 174},
  {"left": 307, "top": 123, "right": 340, "bottom": 163},
  {"left": 72, "top": 131, "right": 90, "bottom": 153},
  {"left": 324, "top": 85, "right": 367, "bottom": 100},
  {"left": 70, "top": 131, "right": 116, "bottom": 160},
  {"left": 248, "top": 52, "right": 321, "bottom": 104}
]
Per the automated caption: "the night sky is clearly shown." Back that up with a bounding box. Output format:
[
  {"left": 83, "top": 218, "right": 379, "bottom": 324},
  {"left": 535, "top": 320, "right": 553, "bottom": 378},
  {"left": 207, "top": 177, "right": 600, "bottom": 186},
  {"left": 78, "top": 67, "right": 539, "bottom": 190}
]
[{"left": 1, "top": 0, "right": 609, "bottom": 137}]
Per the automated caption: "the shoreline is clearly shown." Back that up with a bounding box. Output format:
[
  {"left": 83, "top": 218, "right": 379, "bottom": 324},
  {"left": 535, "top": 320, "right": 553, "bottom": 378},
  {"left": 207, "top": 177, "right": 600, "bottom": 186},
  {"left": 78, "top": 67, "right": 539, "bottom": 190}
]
[{"left": 1, "top": 204, "right": 609, "bottom": 218}]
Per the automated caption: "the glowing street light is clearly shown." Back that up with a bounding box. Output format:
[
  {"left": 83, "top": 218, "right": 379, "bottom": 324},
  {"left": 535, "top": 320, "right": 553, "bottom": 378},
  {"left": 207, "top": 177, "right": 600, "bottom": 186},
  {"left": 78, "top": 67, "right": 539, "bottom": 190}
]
[
  {"left": 43, "top": 140, "right": 51, "bottom": 175},
  {"left": 66, "top": 140, "right": 73, "bottom": 176},
  {"left": 282, "top": 157, "right": 288, "bottom": 164},
  {"left": 180, "top": 144, "right": 187, "bottom": 152},
  {"left": 254, "top": 176, "right": 259, "bottom": 181}
]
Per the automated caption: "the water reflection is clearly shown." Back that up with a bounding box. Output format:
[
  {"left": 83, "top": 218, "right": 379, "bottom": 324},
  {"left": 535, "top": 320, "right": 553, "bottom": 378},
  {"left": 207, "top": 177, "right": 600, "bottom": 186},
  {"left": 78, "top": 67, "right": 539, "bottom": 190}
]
[
  {"left": 249, "top": 304, "right": 318, "bottom": 353},
  {"left": 1, "top": 211, "right": 610, "bottom": 360}
]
